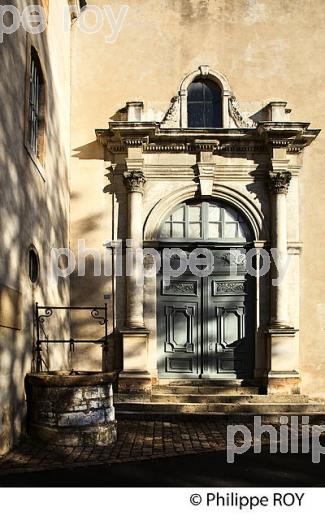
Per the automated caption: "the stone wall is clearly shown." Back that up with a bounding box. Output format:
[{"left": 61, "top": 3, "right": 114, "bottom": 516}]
[{"left": 26, "top": 372, "right": 116, "bottom": 446}]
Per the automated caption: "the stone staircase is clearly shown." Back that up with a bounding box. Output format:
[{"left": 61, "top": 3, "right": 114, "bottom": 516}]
[{"left": 114, "top": 380, "right": 325, "bottom": 422}]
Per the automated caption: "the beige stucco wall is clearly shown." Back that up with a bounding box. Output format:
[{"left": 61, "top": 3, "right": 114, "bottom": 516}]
[
  {"left": 0, "top": 1, "right": 71, "bottom": 453},
  {"left": 69, "top": 0, "right": 324, "bottom": 393}
]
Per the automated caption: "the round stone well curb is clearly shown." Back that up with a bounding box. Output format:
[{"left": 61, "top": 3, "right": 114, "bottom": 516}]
[{"left": 25, "top": 371, "right": 117, "bottom": 447}]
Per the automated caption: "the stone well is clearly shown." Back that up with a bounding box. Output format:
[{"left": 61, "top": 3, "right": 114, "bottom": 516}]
[{"left": 25, "top": 371, "right": 117, "bottom": 447}]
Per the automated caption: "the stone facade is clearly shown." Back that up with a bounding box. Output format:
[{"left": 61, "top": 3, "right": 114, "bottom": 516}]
[
  {"left": 69, "top": 0, "right": 325, "bottom": 399},
  {"left": 1, "top": 0, "right": 325, "bottom": 453}
]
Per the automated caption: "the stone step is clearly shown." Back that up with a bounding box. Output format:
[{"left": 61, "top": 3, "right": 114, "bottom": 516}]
[
  {"left": 114, "top": 401, "right": 325, "bottom": 415},
  {"left": 156, "top": 379, "right": 250, "bottom": 387},
  {"left": 150, "top": 394, "right": 308, "bottom": 404},
  {"left": 152, "top": 385, "right": 260, "bottom": 395}
]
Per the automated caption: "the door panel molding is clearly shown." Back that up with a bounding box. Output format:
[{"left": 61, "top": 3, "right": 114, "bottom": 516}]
[
  {"left": 212, "top": 280, "right": 246, "bottom": 296},
  {"left": 164, "top": 305, "right": 196, "bottom": 353},
  {"left": 215, "top": 305, "right": 245, "bottom": 350},
  {"left": 162, "top": 280, "right": 198, "bottom": 296}
]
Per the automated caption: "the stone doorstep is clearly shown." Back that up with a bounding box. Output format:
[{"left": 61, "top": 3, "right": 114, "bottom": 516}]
[
  {"left": 152, "top": 385, "right": 261, "bottom": 395},
  {"left": 114, "top": 380, "right": 325, "bottom": 415},
  {"left": 148, "top": 394, "right": 309, "bottom": 404},
  {"left": 156, "top": 379, "right": 252, "bottom": 387},
  {"left": 114, "top": 401, "right": 325, "bottom": 415}
]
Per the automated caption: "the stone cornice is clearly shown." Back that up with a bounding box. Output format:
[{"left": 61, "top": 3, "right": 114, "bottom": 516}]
[
  {"left": 257, "top": 121, "right": 320, "bottom": 151},
  {"left": 193, "top": 139, "right": 220, "bottom": 152},
  {"left": 96, "top": 121, "right": 320, "bottom": 155}
]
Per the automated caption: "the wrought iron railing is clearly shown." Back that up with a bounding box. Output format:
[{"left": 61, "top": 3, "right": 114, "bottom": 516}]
[{"left": 34, "top": 303, "right": 108, "bottom": 372}]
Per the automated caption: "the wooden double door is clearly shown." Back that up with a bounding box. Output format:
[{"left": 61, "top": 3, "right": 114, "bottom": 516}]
[{"left": 157, "top": 248, "right": 254, "bottom": 379}]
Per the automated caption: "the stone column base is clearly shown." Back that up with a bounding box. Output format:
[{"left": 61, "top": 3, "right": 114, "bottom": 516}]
[
  {"left": 119, "top": 327, "right": 151, "bottom": 395},
  {"left": 267, "top": 371, "right": 300, "bottom": 395},
  {"left": 265, "top": 326, "right": 300, "bottom": 394}
]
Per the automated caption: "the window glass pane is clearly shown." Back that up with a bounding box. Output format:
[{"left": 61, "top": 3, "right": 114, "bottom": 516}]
[
  {"left": 159, "top": 200, "right": 251, "bottom": 241},
  {"left": 171, "top": 206, "right": 185, "bottom": 221},
  {"left": 204, "top": 102, "right": 213, "bottom": 127},
  {"left": 203, "top": 79, "right": 221, "bottom": 101},
  {"left": 28, "top": 248, "right": 39, "bottom": 283},
  {"left": 208, "top": 204, "right": 221, "bottom": 221},
  {"left": 225, "top": 222, "right": 238, "bottom": 238},
  {"left": 204, "top": 101, "right": 221, "bottom": 128},
  {"left": 188, "top": 81, "right": 204, "bottom": 101},
  {"left": 224, "top": 207, "right": 238, "bottom": 223},
  {"left": 188, "top": 223, "right": 201, "bottom": 238},
  {"left": 209, "top": 223, "right": 221, "bottom": 238},
  {"left": 238, "top": 222, "right": 250, "bottom": 239},
  {"left": 188, "top": 79, "right": 222, "bottom": 128},
  {"left": 188, "top": 204, "right": 201, "bottom": 221},
  {"left": 172, "top": 223, "right": 185, "bottom": 238},
  {"left": 160, "top": 223, "right": 171, "bottom": 238},
  {"left": 29, "top": 53, "right": 42, "bottom": 156},
  {"left": 188, "top": 102, "right": 205, "bottom": 128}
]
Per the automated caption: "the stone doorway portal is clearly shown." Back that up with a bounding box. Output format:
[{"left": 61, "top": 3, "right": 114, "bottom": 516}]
[{"left": 156, "top": 199, "right": 255, "bottom": 379}]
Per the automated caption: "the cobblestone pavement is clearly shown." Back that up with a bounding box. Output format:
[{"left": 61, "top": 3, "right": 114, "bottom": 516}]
[
  {"left": 0, "top": 418, "right": 304, "bottom": 477},
  {"left": 0, "top": 419, "right": 231, "bottom": 475}
]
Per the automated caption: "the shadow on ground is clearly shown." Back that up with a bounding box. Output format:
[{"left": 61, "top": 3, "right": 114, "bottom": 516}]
[{"left": 1, "top": 447, "right": 325, "bottom": 487}]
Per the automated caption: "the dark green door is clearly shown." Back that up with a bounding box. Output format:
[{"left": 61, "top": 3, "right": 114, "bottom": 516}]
[
  {"left": 156, "top": 198, "right": 254, "bottom": 379},
  {"left": 157, "top": 248, "right": 254, "bottom": 379}
]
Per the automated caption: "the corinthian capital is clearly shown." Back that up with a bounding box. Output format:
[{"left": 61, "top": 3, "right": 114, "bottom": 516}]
[
  {"left": 123, "top": 170, "right": 146, "bottom": 193},
  {"left": 269, "top": 170, "right": 292, "bottom": 195}
]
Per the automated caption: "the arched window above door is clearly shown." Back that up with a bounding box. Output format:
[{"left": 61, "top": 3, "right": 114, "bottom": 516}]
[
  {"left": 187, "top": 78, "right": 222, "bottom": 128},
  {"left": 159, "top": 200, "right": 252, "bottom": 242},
  {"left": 177, "top": 66, "right": 232, "bottom": 128}
]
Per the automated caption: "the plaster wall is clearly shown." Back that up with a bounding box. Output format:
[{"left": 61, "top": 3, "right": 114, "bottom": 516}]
[
  {"left": 70, "top": 0, "right": 325, "bottom": 394},
  {"left": 0, "top": 0, "right": 72, "bottom": 453}
]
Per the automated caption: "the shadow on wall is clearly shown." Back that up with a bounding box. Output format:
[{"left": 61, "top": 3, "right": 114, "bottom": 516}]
[
  {"left": 71, "top": 140, "right": 102, "bottom": 160},
  {"left": 0, "top": 22, "right": 70, "bottom": 452},
  {"left": 70, "top": 130, "right": 127, "bottom": 372}
]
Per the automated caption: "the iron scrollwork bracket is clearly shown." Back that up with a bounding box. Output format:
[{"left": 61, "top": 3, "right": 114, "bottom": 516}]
[{"left": 90, "top": 307, "right": 106, "bottom": 326}]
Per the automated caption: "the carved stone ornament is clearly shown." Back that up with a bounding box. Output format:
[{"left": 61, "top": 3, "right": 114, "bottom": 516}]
[
  {"left": 228, "top": 96, "right": 257, "bottom": 128},
  {"left": 269, "top": 170, "right": 292, "bottom": 195},
  {"left": 123, "top": 170, "right": 146, "bottom": 193},
  {"left": 161, "top": 96, "right": 181, "bottom": 128}
]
